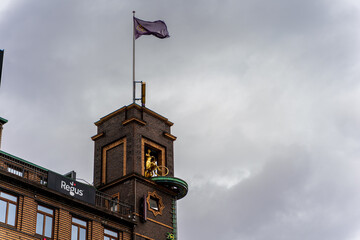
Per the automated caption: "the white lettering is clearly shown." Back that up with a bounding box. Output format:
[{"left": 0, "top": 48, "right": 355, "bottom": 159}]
[{"left": 59, "top": 180, "right": 85, "bottom": 198}]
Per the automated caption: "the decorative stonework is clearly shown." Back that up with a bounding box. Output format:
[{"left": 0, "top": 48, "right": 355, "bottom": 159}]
[
  {"left": 163, "top": 132, "right": 177, "bottom": 141},
  {"left": 122, "top": 117, "right": 146, "bottom": 126},
  {"left": 101, "top": 138, "right": 127, "bottom": 184},
  {"left": 91, "top": 132, "right": 104, "bottom": 141},
  {"left": 146, "top": 191, "right": 165, "bottom": 216}
]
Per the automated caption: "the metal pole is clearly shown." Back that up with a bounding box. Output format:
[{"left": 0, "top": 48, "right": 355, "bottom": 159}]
[{"left": 132, "top": 11, "right": 136, "bottom": 103}]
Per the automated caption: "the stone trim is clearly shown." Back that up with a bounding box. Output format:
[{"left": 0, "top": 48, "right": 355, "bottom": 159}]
[{"left": 102, "top": 138, "right": 127, "bottom": 184}]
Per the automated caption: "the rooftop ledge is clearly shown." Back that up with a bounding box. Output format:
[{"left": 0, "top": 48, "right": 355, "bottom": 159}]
[{"left": 0, "top": 117, "right": 8, "bottom": 125}]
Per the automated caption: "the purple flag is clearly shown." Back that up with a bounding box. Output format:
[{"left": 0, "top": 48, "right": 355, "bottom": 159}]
[{"left": 134, "top": 17, "right": 169, "bottom": 39}]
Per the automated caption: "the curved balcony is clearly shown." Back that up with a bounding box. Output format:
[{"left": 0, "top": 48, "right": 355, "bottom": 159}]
[{"left": 152, "top": 176, "right": 188, "bottom": 200}]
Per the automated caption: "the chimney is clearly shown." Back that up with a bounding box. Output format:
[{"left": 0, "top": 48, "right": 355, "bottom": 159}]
[{"left": 0, "top": 117, "right": 8, "bottom": 150}]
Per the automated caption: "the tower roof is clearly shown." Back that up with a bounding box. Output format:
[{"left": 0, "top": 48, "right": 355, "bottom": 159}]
[{"left": 94, "top": 103, "right": 173, "bottom": 127}]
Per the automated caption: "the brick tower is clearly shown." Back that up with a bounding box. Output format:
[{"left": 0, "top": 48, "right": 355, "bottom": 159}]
[{"left": 92, "top": 103, "right": 188, "bottom": 240}]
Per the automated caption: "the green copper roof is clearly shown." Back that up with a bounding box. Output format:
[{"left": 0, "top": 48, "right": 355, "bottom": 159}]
[
  {"left": 0, "top": 117, "right": 8, "bottom": 125},
  {"left": 0, "top": 150, "right": 49, "bottom": 172}
]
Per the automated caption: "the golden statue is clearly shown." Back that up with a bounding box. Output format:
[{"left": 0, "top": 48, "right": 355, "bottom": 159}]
[
  {"left": 144, "top": 149, "right": 169, "bottom": 177},
  {"left": 145, "top": 149, "right": 158, "bottom": 177}
]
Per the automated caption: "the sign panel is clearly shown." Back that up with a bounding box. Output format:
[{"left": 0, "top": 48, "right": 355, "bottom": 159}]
[{"left": 47, "top": 171, "right": 95, "bottom": 205}]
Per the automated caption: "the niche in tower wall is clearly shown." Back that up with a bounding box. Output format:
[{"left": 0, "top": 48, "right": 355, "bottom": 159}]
[
  {"left": 102, "top": 138, "right": 127, "bottom": 184},
  {"left": 141, "top": 138, "right": 166, "bottom": 178}
]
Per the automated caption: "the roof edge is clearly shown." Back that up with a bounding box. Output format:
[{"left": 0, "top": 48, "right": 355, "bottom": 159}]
[
  {"left": 0, "top": 117, "right": 8, "bottom": 125},
  {"left": 0, "top": 150, "right": 49, "bottom": 172},
  {"left": 94, "top": 103, "right": 173, "bottom": 126}
]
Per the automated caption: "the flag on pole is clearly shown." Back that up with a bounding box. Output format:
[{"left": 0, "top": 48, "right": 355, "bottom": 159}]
[
  {"left": 0, "top": 50, "right": 3, "bottom": 87},
  {"left": 134, "top": 17, "right": 169, "bottom": 39}
]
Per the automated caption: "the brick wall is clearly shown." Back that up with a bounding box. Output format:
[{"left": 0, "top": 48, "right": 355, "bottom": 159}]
[
  {"left": 0, "top": 227, "right": 38, "bottom": 239},
  {"left": 92, "top": 220, "right": 104, "bottom": 239},
  {"left": 21, "top": 196, "right": 37, "bottom": 235},
  {"left": 58, "top": 208, "right": 72, "bottom": 239},
  {"left": 0, "top": 178, "right": 133, "bottom": 240}
]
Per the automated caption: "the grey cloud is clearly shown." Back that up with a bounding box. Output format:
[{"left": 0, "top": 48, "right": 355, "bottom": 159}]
[{"left": 1, "top": 0, "right": 360, "bottom": 239}]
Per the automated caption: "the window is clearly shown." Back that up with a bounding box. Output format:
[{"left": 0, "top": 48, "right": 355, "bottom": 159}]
[
  {"left": 104, "top": 228, "right": 119, "bottom": 240},
  {"left": 0, "top": 191, "right": 17, "bottom": 226},
  {"left": 146, "top": 191, "right": 164, "bottom": 216},
  {"left": 149, "top": 197, "right": 159, "bottom": 211},
  {"left": 71, "top": 217, "right": 87, "bottom": 240},
  {"left": 36, "top": 205, "right": 54, "bottom": 238}
]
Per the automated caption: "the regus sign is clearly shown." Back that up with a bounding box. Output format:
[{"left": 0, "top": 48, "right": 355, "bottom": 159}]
[
  {"left": 47, "top": 171, "right": 95, "bottom": 205},
  {"left": 60, "top": 180, "right": 84, "bottom": 197}
]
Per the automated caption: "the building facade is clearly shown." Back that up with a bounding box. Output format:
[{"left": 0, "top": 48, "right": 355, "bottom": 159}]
[{"left": 0, "top": 103, "right": 188, "bottom": 240}]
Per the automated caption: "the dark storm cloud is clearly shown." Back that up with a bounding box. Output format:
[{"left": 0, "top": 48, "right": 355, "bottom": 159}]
[{"left": 1, "top": 0, "right": 360, "bottom": 239}]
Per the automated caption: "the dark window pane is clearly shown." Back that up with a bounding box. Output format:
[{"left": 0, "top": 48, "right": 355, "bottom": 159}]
[
  {"left": 36, "top": 213, "right": 44, "bottom": 235},
  {"left": 7, "top": 203, "right": 16, "bottom": 226},
  {"left": 45, "top": 215, "right": 53, "bottom": 237},
  {"left": 149, "top": 198, "right": 159, "bottom": 210}
]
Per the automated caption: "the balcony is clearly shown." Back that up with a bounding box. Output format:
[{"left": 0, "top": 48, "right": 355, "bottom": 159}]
[
  {"left": 95, "top": 191, "right": 133, "bottom": 219},
  {"left": 0, "top": 150, "right": 133, "bottom": 219},
  {"left": 0, "top": 150, "right": 48, "bottom": 185}
]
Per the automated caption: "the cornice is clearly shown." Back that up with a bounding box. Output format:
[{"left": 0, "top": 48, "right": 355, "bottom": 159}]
[{"left": 94, "top": 103, "right": 173, "bottom": 127}]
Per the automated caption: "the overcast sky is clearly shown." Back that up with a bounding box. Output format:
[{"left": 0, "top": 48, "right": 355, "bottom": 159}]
[{"left": 1, "top": 0, "right": 360, "bottom": 239}]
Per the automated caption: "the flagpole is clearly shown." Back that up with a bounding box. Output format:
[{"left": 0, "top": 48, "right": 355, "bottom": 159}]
[{"left": 132, "top": 11, "right": 136, "bottom": 103}]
